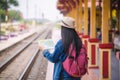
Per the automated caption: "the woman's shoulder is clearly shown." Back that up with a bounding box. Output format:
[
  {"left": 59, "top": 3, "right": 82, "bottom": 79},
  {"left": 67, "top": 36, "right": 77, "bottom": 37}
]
[{"left": 56, "top": 39, "right": 62, "bottom": 45}]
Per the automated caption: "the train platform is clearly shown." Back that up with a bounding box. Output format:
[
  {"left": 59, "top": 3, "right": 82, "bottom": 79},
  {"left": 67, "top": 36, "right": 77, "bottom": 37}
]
[
  {"left": 45, "top": 27, "right": 61, "bottom": 80},
  {"left": 45, "top": 27, "right": 120, "bottom": 80},
  {"left": 0, "top": 28, "right": 37, "bottom": 52}
]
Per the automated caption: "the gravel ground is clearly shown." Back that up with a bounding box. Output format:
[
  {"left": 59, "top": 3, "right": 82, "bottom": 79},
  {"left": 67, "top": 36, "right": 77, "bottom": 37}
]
[
  {"left": 36, "top": 53, "right": 48, "bottom": 80},
  {"left": 27, "top": 51, "right": 48, "bottom": 80}
]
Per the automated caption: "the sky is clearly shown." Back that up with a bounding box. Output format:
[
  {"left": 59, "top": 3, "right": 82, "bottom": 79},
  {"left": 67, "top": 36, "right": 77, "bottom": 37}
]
[{"left": 11, "top": 0, "right": 63, "bottom": 21}]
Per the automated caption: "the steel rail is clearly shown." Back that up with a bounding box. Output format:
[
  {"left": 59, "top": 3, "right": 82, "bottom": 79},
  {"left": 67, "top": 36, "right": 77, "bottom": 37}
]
[
  {"left": 18, "top": 48, "right": 40, "bottom": 80},
  {"left": 0, "top": 27, "right": 47, "bottom": 73},
  {"left": 18, "top": 28, "right": 52, "bottom": 80}
]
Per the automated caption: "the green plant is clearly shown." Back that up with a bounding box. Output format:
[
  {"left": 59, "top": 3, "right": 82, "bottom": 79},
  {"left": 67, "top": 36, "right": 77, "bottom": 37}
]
[{"left": 0, "top": 30, "right": 6, "bottom": 36}]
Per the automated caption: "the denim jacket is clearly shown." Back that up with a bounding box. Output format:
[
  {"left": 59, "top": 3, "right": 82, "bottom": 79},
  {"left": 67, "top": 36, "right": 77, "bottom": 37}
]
[{"left": 43, "top": 40, "right": 80, "bottom": 80}]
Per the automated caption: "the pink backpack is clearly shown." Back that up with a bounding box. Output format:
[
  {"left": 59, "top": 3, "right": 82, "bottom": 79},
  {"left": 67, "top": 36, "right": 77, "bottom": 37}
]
[{"left": 62, "top": 45, "right": 88, "bottom": 77}]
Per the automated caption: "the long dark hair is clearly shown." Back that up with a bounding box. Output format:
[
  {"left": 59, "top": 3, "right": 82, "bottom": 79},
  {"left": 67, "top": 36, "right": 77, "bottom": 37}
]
[{"left": 61, "top": 26, "right": 82, "bottom": 57}]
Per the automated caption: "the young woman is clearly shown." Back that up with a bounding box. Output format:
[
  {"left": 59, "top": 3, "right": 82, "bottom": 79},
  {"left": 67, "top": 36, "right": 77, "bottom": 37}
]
[{"left": 39, "top": 17, "right": 82, "bottom": 80}]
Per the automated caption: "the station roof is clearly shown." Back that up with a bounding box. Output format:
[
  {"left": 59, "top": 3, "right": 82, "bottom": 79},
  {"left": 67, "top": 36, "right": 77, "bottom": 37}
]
[
  {"left": 57, "top": 0, "right": 101, "bottom": 14},
  {"left": 57, "top": 0, "right": 119, "bottom": 15}
]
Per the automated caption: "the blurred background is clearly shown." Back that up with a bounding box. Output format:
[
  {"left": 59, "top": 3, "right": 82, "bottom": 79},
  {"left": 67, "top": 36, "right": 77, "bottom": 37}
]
[{"left": 0, "top": 0, "right": 62, "bottom": 40}]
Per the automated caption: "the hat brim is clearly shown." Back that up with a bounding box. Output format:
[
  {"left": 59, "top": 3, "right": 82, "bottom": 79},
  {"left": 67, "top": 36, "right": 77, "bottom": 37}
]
[{"left": 60, "top": 21, "right": 75, "bottom": 29}]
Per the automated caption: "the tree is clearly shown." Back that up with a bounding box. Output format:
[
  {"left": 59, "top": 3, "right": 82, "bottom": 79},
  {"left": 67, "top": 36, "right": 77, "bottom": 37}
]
[
  {"left": 0, "top": 10, "right": 23, "bottom": 22},
  {"left": 8, "top": 10, "right": 23, "bottom": 21},
  {"left": 0, "top": 0, "right": 19, "bottom": 22},
  {"left": 0, "top": 0, "right": 18, "bottom": 10},
  {"left": 0, "top": 9, "right": 5, "bottom": 22}
]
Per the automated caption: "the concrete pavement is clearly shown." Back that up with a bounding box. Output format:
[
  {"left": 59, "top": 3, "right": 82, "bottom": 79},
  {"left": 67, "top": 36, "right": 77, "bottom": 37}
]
[{"left": 0, "top": 29, "right": 36, "bottom": 52}]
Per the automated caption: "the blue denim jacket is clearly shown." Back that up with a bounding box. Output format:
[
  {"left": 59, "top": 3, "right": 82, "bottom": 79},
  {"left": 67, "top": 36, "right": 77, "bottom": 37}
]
[{"left": 43, "top": 40, "right": 80, "bottom": 80}]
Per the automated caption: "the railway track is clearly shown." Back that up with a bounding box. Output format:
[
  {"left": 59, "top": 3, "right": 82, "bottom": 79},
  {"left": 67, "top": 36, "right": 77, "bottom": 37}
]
[{"left": 0, "top": 23, "right": 53, "bottom": 80}]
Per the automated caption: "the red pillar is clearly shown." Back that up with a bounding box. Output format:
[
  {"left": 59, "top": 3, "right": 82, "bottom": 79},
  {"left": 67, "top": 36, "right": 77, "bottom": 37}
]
[{"left": 99, "top": 43, "right": 113, "bottom": 80}]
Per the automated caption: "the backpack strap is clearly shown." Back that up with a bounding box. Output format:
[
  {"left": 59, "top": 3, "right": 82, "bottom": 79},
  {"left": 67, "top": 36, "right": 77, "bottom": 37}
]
[
  {"left": 68, "top": 41, "right": 75, "bottom": 59},
  {"left": 82, "top": 45, "right": 89, "bottom": 75},
  {"left": 68, "top": 45, "right": 74, "bottom": 59}
]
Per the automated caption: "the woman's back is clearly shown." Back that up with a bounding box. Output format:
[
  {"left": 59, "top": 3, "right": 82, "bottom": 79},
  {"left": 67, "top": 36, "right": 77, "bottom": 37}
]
[{"left": 61, "top": 26, "right": 82, "bottom": 57}]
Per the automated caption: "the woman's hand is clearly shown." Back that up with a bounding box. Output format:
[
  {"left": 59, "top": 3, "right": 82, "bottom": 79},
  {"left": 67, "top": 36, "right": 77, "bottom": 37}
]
[{"left": 39, "top": 45, "right": 45, "bottom": 51}]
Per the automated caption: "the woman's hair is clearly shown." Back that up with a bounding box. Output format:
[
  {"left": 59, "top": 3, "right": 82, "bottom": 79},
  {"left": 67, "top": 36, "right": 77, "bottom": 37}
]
[{"left": 61, "top": 26, "right": 82, "bottom": 57}]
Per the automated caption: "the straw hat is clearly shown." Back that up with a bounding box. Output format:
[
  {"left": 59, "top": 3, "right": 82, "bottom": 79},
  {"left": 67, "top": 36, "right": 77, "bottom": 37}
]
[{"left": 61, "top": 17, "right": 75, "bottom": 29}]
